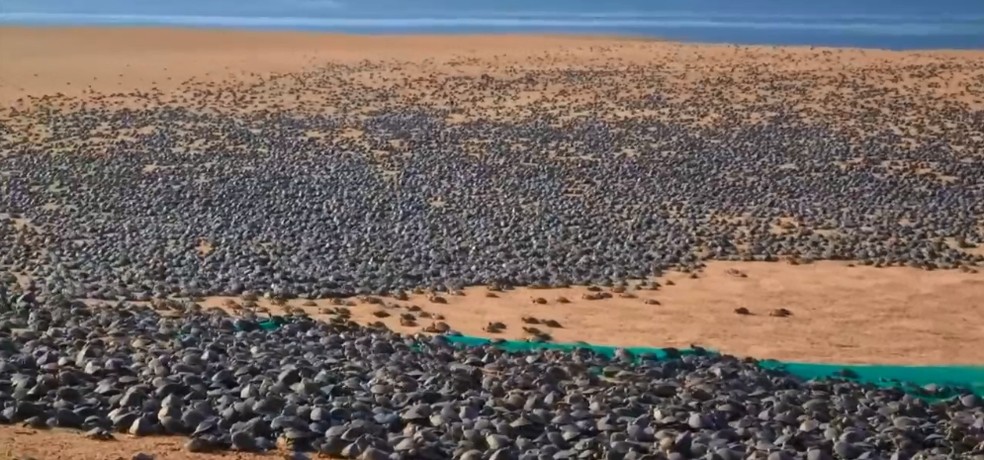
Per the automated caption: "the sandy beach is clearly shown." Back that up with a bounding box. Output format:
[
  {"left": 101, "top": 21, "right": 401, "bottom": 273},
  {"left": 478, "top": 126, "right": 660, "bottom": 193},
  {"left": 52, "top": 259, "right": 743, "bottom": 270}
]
[
  {"left": 2, "top": 26, "right": 984, "bottom": 460},
  {"left": 3, "top": 27, "right": 983, "bottom": 112},
  {"left": 3, "top": 26, "right": 982, "bottom": 364}
]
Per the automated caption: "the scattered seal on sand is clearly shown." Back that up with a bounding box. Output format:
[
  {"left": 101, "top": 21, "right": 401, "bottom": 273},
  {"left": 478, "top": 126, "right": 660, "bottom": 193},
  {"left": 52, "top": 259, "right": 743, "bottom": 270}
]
[{"left": 770, "top": 308, "right": 794, "bottom": 318}]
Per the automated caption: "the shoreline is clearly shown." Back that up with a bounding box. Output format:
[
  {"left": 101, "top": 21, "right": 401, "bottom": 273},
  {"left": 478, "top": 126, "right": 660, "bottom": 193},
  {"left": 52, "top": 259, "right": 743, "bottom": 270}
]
[
  {"left": 2, "top": 25, "right": 983, "bottom": 55},
  {"left": 3, "top": 25, "right": 982, "bottom": 109}
]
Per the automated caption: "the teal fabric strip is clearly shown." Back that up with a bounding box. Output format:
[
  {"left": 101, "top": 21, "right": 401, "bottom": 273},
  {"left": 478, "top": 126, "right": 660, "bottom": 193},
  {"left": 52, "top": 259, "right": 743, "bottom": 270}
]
[
  {"left": 232, "top": 319, "right": 984, "bottom": 397},
  {"left": 446, "top": 335, "right": 984, "bottom": 397}
]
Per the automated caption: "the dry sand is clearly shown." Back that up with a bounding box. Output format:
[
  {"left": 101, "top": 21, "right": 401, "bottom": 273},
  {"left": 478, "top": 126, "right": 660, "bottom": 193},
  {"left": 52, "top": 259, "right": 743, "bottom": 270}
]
[
  {"left": 0, "top": 426, "right": 272, "bottom": 460},
  {"left": 2, "top": 25, "right": 984, "bottom": 460},
  {"left": 192, "top": 260, "right": 984, "bottom": 366},
  {"left": 2, "top": 27, "right": 983, "bottom": 124}
]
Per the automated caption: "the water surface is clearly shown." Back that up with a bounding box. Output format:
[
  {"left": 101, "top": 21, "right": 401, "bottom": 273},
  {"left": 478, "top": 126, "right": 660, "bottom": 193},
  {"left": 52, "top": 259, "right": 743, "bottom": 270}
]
[{"left": 2, "top": 0, "right": 983, "bottom": 49}]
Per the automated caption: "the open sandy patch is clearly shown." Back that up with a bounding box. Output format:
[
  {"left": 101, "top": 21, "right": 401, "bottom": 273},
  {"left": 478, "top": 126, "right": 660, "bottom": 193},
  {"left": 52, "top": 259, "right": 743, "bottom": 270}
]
[{"left": 185, "top": 261, "right": 984, "bottom": 366}]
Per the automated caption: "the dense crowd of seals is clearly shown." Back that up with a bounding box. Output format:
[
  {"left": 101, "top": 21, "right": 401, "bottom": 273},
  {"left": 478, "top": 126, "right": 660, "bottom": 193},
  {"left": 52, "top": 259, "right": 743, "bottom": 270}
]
[
  {"left": 1, "top": 289, "right": 982, "bottom": 459},
  {"left": 1, "top": 51, "right": 983, "bottom": 299},
  {"left": 2, "top": 42, "right": 984, "bottom": 458}
]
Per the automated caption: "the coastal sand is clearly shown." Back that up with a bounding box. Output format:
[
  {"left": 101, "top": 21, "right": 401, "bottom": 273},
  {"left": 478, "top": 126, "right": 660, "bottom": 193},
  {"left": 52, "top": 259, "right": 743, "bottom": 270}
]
[
  {"left": 3, "top": 262, "right": 984, "bottom": 460},
  {"left": 2, "top": 27, "right": 983, "bottom": 115},
  {"left": 2, "top": 27, "right": 983, "bottom": 365},
  {"left": 2, "top": 26, "right": 984, "bottom": 460},
  {"left": 185, "top": 260, "right": 984, "bottom": 365},
  {"left": 0, "top": 426, "right": 272, "bottom": 460}
]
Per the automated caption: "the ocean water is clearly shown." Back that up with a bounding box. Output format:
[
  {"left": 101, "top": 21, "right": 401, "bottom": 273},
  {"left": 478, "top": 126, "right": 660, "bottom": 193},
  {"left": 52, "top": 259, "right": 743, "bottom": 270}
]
[{"left": 1, "top": 0, "right": 983, "bottom": 49}]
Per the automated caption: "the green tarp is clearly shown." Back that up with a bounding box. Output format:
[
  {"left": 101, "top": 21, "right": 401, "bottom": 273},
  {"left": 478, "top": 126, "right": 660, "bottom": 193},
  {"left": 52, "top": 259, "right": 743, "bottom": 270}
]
[
  {"left": 446, "top": 335, "right": 984, "bottom": 397},
  {"left": 444, "top": 335, "right": 709, "bottom": 359},
  {"left": 757, "top": 360, "right": 984, "bottom": 398},
  {"left": 236, "top": 318, "right": 984, "bottom": 397}
]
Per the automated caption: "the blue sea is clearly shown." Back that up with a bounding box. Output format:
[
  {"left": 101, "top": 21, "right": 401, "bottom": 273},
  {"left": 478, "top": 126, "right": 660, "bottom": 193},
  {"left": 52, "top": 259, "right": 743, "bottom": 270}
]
[{"left": 1, "top": 0, "right": 983, "bottom": 49}]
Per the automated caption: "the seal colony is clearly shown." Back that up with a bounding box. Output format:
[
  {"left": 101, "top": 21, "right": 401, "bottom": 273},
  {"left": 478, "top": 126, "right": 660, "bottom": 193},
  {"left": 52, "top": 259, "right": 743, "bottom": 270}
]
[
  {"left": 1, "top": 28, "right": 984, "bottom": 459},
  {"left": 0, "top": 292, "right": 982, "bottom": 460},
  {"left": 1, "top": 32, "right": 983, "bottom": 299}
]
